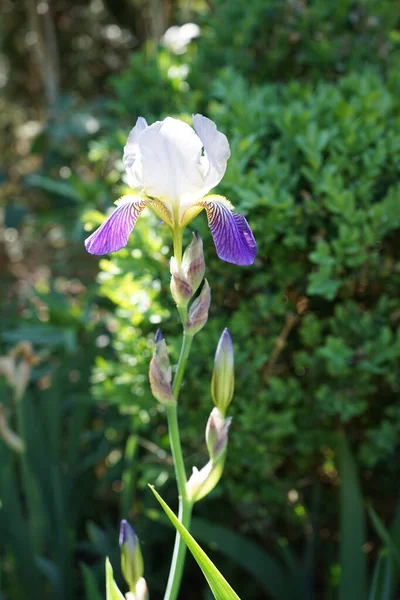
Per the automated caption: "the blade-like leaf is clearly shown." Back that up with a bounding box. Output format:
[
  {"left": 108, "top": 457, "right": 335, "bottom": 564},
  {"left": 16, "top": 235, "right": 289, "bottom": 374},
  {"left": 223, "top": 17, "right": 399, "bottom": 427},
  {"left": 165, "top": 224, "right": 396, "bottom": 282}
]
[
  {"left": 367, "top": 505, "right": 400, "bottom": 566},
  {"left": 105, "top": 558, "right": 125, "bottom": 600},
  {"left": 150, "top": 486, "right": 241, "bottom": 600},
  {"left": 368, "top": 550, "right": 394, "bottom": 600},
  {"left": 338, "top": 432, "right": 367, "bottom": 600},
  {"left": 81, "top": 564, "right": 103, "bottom": 600}
]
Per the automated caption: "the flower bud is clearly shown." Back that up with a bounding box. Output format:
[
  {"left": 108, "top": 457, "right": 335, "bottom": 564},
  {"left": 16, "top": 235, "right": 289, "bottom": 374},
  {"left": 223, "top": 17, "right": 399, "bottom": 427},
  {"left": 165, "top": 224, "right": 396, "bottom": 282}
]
[
  {"left": 183, "top": 232, "right": 205, "bottom": 294},
  {"left": 186, "top": 279, "right": 211, "bottom": 335},
  {"left": 170, "top": 233, "right": 205, "bottom": 308},
  {"left": 211, "top": 328, "right": 234, "bottom": 416},
  {"left": 205, "top": 407, "right": 232, "bottom": 463},
  {"left": 149, "top": 330, "right": 174, "bottom": 405},
  {"left": 186, "top": 408, "right": 232, "bottom": 503},
  {"left": 170, "top": 257, "right": 193, "bottom": 308},
  {"left": 119, "top": 520, "right": 144, "bottom": 595}
]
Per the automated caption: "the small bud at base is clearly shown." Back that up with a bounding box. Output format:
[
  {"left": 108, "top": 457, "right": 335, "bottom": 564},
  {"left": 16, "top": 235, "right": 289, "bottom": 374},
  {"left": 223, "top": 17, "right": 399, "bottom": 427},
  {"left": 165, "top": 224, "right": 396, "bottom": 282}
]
[
  {"left": 119, "top": 520, "right": 144, "bottom": 593},
  {"left": 119, "top": 519, "right": 137, "bottom": 552}
]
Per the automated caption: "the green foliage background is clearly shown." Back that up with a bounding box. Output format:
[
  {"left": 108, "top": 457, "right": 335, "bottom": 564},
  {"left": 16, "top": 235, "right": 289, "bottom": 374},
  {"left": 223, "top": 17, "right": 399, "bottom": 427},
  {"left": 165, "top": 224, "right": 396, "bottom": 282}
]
[{"left": 1, "top": 0, "right": 400, "bottom": 598}]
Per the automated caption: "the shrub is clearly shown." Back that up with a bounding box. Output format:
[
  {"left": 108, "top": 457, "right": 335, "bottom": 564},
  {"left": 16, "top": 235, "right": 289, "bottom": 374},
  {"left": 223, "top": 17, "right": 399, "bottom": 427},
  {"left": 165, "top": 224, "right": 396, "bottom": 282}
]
[{"left": 86, "top": 64, "right": 400, "bottom": 550}]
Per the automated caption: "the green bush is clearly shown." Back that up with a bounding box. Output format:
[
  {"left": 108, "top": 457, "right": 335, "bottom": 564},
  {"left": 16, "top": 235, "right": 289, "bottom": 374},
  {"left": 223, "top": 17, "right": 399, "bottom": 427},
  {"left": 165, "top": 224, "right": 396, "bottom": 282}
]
[
  {"left": 3, "top": 0, "right": 400, "bottom": 596},
  {"left": 86, "top": 64, "right": 400, "bottom": 553},
  {"left": 195, "top": 0, "right": 400, "bottom": 83}
]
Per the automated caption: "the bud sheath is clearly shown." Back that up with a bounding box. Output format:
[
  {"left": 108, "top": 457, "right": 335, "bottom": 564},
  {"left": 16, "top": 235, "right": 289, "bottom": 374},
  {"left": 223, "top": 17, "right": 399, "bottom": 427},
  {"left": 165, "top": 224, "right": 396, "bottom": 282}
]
[
  {"left": 186, "top": 279, "right": 211, "bottom": 335},
  {"left": 170, "top": 233, "right": 205, "bottom": 308},
  {"left": 149, "top": 330, "right": 174, "bottom": 405}
]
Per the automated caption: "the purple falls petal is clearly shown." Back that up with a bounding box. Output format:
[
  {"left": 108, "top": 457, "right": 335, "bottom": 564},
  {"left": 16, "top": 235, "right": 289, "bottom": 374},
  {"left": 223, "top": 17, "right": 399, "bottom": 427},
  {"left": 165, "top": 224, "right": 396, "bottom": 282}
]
[
  {"left": 85, "top": 196, "right": 150, "bottom": 255},
  {"left": 200, "top": 198, "right": 257, "bottom": 266}
]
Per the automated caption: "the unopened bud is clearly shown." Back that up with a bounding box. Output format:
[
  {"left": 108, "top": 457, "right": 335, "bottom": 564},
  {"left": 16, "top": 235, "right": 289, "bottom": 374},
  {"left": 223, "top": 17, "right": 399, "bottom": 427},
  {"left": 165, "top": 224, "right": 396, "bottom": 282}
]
[
  {"left": 149, "top": 330, "right": 174, "bottom": 405},
  {"left": 186, "top": 407, "right": 232, "bottom": 503},
  {"left": 211, "top": 328, "right": 234, "bottom": 415},
  {"left": 183, "top": 232, "right": 205, "bottom": 294},
  {"left": 170, "top": 257, "right": 192, "bottom": 308},
  {"left": 170, "top": 233, "right": 205, "bottom": 308},
  {"left": 205, "top": 407, "right": 232, "bottom": 462},
  {"left": 186, "top": 279, "right": 210, "bottom": 335},
  {"left": 119, "top": 520, "right": 144, "bottom": 594}
]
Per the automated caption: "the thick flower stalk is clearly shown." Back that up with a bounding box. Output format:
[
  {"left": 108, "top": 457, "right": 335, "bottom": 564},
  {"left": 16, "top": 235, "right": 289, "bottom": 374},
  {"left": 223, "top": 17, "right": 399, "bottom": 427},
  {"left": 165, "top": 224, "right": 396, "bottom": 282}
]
[{"left": 85, "top": 115, "right": 257, "bottom": 266}]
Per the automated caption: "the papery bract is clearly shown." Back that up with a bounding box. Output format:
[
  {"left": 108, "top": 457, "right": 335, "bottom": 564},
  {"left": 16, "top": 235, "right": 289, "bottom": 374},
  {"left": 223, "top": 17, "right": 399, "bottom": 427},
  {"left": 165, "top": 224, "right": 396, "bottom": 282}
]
[
  {"left": 85, "top": 115, "right": 257, "bottom": 266},
  {"left": 186, "top": 279, "right": 211, "bottom": 335},
  {"left": 149, "top": 330, "right": 174, "bottom": 405},
  {"left": 170, "top": 232, "right": 205, "bottom": 308},
  {"left": 205, "top": 407, "right": 232, "bottom": 462}
]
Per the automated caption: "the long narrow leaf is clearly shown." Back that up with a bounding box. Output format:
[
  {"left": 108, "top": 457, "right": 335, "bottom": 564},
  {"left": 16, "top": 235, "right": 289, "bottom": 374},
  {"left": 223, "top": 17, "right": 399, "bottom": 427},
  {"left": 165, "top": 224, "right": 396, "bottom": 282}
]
[
  {"left": 338, "top": 432, "right": 367, "bottom": 600},
  {"left": 367, "top": 505, "right": 400, "bottom": 566},
  {"left": 81, "top": 563, "right": 103, "bottom": 600},
  {"left": 368, "top": 550, "right": 394, "bottom": 600},
  {"left": 150, "top": 486, "right": 241, "bottom": 600}
]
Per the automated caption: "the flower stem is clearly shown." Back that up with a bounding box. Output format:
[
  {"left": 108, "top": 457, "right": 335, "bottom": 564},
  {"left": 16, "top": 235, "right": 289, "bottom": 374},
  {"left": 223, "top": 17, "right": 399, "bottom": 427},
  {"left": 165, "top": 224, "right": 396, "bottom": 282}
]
[
  {"left": 164, "top": 331, "right": 194, "bottom": 600},
  {"left": 163, "top": 470, "right": 193, "bottom": 600},
  {"left": 172, "top": 227, "right": 184, "bottom": 264}
]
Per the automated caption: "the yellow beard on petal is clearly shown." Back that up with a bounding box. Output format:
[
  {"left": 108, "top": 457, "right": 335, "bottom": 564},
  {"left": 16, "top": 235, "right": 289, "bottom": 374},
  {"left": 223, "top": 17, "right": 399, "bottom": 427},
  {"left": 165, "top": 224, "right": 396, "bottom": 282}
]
[
  {"left": 149, "top": 199, "right": 174, "bottom": 226},
  {"left": 179, "top": 203, "right": 204, "bottom": 227},
  {"left": 115, "top": 193, "right": 173, "bottom": 227},
  {"left": 180, "top": 194, "right": 235, "bottom": 228}
]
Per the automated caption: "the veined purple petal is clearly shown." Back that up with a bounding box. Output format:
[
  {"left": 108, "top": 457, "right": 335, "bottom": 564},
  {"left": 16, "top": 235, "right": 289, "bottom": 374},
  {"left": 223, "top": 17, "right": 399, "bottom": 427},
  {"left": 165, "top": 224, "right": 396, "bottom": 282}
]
[
  {"left": 85, "top": 196, "right": 150, "bottom": 255},
  {"left": 199, "top": 197, "right": 257, "bottom": 266}
]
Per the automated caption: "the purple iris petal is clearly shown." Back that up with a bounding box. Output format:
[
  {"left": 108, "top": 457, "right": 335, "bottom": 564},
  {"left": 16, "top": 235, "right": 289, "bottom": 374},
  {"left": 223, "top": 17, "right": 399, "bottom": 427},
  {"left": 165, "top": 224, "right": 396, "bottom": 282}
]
[
  {"left": 85, "top": 197, "right": 149, "bottom": 255},
  {"left": 202, "top": 201, "right": 257, "bottom": 266}
]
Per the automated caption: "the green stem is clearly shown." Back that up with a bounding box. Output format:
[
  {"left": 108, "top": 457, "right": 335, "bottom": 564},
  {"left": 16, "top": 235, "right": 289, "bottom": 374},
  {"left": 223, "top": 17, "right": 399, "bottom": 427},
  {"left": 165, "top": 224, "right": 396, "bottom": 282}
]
[
  {"left": 164, "top": 332, "right": 194, "bottom": 600},
  {"left": 172, "top": 227, "right": 184, "bottom": 264},
  {"left": 163, "top": 498, "right": 193, "bottom": 600},
  {"left": 172, "top": 332, "right": 193, "bottom": 399}
]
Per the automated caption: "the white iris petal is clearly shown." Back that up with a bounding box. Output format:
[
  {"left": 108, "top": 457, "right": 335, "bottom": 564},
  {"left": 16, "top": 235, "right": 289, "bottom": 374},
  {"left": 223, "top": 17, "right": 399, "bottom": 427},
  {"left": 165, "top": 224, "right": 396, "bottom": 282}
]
[
  {"left": 122, "top": 115, "right": 231, "bottom": 224},
  {"left": 138, "top": 117, "right": 204, "bottom": 211},
  {"left": 193, "top": 114, "right": 230, "bottom": 194},
  {"left": 123, "top": 117, "right": 148, "bottom": 189}
]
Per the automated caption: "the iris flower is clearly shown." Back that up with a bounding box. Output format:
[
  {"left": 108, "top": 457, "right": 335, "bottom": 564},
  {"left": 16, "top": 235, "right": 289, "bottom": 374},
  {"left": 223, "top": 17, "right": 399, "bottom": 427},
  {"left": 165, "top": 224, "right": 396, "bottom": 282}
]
[{"left": 85, "top": 115, "right": 257, "bottom": 266}]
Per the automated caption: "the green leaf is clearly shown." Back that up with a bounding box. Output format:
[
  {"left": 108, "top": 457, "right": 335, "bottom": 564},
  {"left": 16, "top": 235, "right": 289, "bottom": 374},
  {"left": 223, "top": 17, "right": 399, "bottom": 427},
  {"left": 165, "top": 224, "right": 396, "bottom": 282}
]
[
  {"left": 338, "top": 432, "right": 367, "bottom": 600},
  {"left": 367, "top": 505, "right": 400, "bottom": 566},
  {"left": 149, "top": 486, "right": 241, "bottom": 600},
  {"left": 24, "top": 174, "right": 81, "bottom": 202},
  {"left": 80, "top": 564, "right": 103, "bottom": 600},
  {"left": 368, "top": 550, "right": 394, "bottom": 600},
  {"left": 105, "top": 558, "right": 125, "bottom": 600}
]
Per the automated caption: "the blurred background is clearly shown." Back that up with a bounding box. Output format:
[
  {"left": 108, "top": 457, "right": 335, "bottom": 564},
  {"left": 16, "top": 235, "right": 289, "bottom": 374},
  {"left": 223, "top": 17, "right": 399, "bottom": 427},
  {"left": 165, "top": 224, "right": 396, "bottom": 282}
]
[{"left": 1, "top": 0, "right": 400, "bottom": 598}]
